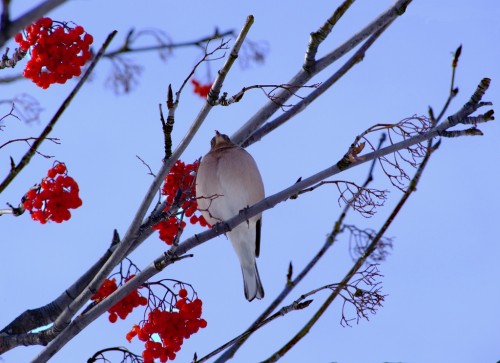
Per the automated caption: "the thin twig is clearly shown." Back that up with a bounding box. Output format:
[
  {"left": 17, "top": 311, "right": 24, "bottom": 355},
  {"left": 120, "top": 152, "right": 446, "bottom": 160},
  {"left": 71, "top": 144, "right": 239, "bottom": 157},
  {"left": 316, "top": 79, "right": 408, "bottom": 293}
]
[
  {"left": 433, "top": 45, "right": 462, "bottom": 124},
  {"left": 103, "top": 29, "right": 234, "bottom": 58}
]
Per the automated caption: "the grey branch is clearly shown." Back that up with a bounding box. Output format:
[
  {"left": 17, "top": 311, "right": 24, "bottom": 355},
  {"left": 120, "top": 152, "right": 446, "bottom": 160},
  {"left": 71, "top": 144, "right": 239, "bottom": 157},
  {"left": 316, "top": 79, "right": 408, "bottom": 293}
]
[
  {"left": 0, "top": 0, "right": 68, "bottom": 48},
  {"left": 231, "top": 0, "right": 413, "bottom": 145}
]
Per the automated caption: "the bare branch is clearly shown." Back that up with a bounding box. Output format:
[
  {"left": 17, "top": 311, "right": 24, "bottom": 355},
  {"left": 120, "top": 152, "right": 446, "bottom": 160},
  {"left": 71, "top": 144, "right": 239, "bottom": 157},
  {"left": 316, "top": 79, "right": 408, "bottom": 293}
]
[
  {"left": 0, "top": 0, "right": 69, "bottom": 48},
  {"left": 213, "top": 83, "right": 321, "bottom": 109},
  {"left": 345, "top": 224, "right": 393, "bottom": 263},
  {"left": 232, "top": 0, "right": 413, "bottom": 145},
  {"left": 338, "top": 265, "right": 386, "bottom": 327},
  {"left": 175, "top": 38, "right": 230, "bottom": 103},
  {"left": 135, "top": 155, "right": 156, "bottom": 177},
  {"left": 431, "top": 44, "right": 462, "bottom": 124},
  {"left": 0, "top": 136, "right": 60, "bottom": 158},
  {"left": 0, "top": 102, "right": 18, "bottom": 124},
  {"left": 0, "top": 47, "right": 27, "bottom": 69},
  {"left": 87, "top": 346, "right": 142, "bottom": 363},
  {"left": 105, "top": 56, "right": 143, "bottom": 94},
  {"left": 0, "top": 94, "right": 44, "bottom": 124},
  {"left": 304, "top": 0, "right": 355, "bottom": 71},
  {"left": 291, "top": 264, "right": 385, "bottom": 327},
  {"left": 294, "top": 180, "right": 387, "bottom": 217},
  {"left": 194, "top": 299, "right": 312, "bottom": 363},
  {"left": 238, "top": 38, "right": 269, "bottom": 68},
  {"left": 241, "top": 23, "right": 391, "bottom": 147},
  {"left": 103, "top": 28, "right": 234, "bottom": 59},
  {"left": 0, "top": 72, "right": 23, "bottom": 84},
  {"left": 257, "top": 72, "right": 489, "bottom": 360}
]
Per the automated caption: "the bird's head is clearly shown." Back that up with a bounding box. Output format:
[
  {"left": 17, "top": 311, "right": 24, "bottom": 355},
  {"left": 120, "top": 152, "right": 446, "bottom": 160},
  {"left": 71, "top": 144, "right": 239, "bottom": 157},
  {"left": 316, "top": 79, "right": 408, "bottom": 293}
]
[{"left": 210, "top": 130, "right": 235, "bottom": 150}]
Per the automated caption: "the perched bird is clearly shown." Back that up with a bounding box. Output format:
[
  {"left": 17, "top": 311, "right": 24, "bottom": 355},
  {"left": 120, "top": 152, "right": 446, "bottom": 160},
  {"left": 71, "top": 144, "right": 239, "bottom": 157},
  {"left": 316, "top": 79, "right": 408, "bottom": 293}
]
[{"left": 196, "top": 130, "right": 265, "bottom": 301}]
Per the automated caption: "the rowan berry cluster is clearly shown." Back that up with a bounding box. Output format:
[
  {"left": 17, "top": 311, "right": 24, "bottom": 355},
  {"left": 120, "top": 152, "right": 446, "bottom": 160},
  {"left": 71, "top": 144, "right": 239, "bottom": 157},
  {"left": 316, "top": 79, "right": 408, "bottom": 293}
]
[
  {"left": 152, "top": 217, "right": 186, "bottom": 246},
  {"left": 191, "top": 79, "right": 212, "bottom": 98},
  {"left": 126, "top": 292, "right": 207, "bottom": 363},
  {"left": 14, "top": 17, "right": 93, "bottom": 88},
  {"left": 154, "top": 160, "right": 209, "bottom": 244},
  {"left": 91, "top": 275, "right": 147, "bottom": 323},
  {"left": 23, "top": 162, "right": 82, "bottom": 223}
]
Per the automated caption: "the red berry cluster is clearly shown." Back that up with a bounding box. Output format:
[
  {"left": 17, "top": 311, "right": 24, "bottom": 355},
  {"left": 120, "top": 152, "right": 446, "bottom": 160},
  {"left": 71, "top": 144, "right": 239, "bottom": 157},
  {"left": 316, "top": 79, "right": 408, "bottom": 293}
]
[
  {"left": 91, "top": 277, "right": 117, "bottom": 301},
  {"left": 91, "top": 275, "right": 147, "bottom": 323},
  {"left": 14, "top": 17, "right": 93, "bottom": 89},
  {"left": 152, "top": 217, "right": 186, "bottom": 245},
  {"left": 154, "top": 160, "right": 209, "bottom": 244},
  {"left": 126, "top": 294, "right": 207, "bottom": 363},
  {"left": 23, "top": 162, "right": 82, "bottom": 223},
  {"left": 191, "top": 79, "right": 212, "bottom": 98}
]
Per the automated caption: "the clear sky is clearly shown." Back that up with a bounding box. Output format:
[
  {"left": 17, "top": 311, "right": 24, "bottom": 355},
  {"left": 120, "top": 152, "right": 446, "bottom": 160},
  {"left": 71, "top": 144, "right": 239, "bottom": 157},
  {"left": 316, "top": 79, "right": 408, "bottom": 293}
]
[{"left": 1, "top": 1, "right": 499, "bottom": 362}]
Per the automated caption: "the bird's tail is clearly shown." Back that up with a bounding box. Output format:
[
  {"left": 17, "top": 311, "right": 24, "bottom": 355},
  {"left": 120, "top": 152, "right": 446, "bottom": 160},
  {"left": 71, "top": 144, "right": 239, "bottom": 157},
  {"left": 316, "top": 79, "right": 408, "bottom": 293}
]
[{"left": 242, "top": 263, "right": 265, "bottom": 301}]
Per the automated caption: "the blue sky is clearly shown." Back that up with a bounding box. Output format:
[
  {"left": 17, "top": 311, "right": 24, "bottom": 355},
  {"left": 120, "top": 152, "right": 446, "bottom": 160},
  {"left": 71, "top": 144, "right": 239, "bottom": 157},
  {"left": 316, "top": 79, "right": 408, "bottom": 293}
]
[{"left": 1, "top": 1, "right": 499, "bottom": 362}]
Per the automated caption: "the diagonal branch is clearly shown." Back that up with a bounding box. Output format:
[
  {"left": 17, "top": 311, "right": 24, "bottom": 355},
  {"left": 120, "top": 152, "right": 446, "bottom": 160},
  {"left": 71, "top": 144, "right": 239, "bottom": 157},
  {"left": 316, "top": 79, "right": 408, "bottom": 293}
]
[
  {"left": 0, "top": 0, "right": 68, "bottom": 48},
  {"left": 231, "top": 0, "right": 413, "bottom": 146},
  {"left": 303, "top": 0, "right": 356, "bottom": 71},
  {"left": 241, "top": 19, "right": 392, "bottom": 148},
  {"left": 194, "top": 300, "right": 313, "bottom": 363}
]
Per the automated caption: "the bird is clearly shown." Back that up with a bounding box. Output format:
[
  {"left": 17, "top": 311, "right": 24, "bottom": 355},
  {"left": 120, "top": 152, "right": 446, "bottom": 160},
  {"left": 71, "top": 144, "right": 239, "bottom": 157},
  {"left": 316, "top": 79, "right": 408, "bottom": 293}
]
[{"left": 196, "top": 130, "right": 265, "bottom": 301}]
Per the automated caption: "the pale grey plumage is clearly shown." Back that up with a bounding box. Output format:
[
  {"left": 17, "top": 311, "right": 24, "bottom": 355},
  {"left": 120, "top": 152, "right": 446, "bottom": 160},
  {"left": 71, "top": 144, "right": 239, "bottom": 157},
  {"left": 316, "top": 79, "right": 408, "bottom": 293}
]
[{"left": 196, "top": 131, "right": 265, "bottom": 301}]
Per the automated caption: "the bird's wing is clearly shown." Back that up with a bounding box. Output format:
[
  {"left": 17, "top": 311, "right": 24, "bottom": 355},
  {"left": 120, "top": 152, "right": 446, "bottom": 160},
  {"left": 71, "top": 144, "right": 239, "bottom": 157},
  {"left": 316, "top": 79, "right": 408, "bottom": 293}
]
[{"left": 216, "top": 147, "right": 265, "bottom": 219}]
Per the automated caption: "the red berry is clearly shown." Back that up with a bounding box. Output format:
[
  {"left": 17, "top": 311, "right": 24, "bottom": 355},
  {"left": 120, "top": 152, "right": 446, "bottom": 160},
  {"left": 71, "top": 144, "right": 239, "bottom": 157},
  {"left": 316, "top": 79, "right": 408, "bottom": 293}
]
[
  {"left": 47, "top": 168, "right": 57, "bottom": 179},
  {"left": 108, "top": 313, "right": 118, "bottom": 323},
  {"left": 83, "top": 33, "right": 93, "bottom": 45},
  {"left": 14, "top": 33, "right": 24, "bottom": 43}
]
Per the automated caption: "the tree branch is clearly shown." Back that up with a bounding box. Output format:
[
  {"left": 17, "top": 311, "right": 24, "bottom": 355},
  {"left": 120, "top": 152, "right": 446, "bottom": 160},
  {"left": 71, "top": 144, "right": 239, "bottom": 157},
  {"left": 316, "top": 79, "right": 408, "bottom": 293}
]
[
  {"left": 241, "top": 20, "right": 391, "bottom": 148},
  {"left": 103, "top": 28, "right": 234, "bottom": 58},
  {"left": 231, "top": 0, "right": 413, "bottom": 145},
  {"left": 0, "top": 0, "right": 68, "bottom": 48},
  {"left": 303, "top": 0, "right": 355, "bottom": 71}
]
